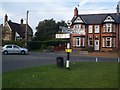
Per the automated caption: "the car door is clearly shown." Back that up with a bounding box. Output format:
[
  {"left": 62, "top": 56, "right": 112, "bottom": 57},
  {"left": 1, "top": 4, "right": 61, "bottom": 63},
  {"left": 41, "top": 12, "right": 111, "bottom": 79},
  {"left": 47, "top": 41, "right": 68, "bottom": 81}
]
[
  {"left": 6, "top": 45, "right": 13, "bottom": 53},
  {"left": 13, "top": 45, "right": 21, "bottom": 53}
]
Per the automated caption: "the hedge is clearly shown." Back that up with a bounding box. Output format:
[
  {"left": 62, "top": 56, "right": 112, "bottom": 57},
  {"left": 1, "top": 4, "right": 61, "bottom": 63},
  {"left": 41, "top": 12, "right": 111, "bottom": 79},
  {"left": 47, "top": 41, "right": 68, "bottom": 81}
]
[
  {"left": 2, "top": 39, "right": 68, "bottom": 51},
  {"left": 27, "top": 40, "right": 68, "bottom": 50}
]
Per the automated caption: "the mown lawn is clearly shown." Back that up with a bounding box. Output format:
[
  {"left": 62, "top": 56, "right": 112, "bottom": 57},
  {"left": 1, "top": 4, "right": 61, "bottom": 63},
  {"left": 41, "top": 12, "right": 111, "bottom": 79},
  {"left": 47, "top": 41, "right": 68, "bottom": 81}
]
[{"left": 2, "top": 62, "right": 118, "bottom": 88}]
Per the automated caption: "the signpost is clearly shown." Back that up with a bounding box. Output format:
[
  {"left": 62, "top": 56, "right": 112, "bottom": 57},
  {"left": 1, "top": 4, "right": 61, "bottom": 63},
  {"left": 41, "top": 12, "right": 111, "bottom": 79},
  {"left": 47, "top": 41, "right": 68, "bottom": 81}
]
[
  {"left": 55, "top": 33, "right": 71, "bottom": 69},
  {"left": 55, "top": 34, "right": 70, "bottom": 39}
]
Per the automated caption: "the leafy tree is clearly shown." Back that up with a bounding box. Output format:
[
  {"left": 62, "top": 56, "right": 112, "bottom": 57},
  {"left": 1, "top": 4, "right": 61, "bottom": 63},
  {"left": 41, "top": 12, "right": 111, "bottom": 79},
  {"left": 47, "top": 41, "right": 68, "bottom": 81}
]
[{"left": 34, "top": 19, "right": 67, "bottom": 41}]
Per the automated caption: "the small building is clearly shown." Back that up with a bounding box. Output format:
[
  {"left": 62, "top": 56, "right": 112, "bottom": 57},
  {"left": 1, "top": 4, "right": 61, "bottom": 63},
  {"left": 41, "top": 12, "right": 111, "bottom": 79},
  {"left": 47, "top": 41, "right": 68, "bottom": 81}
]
[
  {"left": 2, "top": 14, "right": 33, "bottom": 41},
  {"left": 61, "top": 2, "right": 120, "bottom": 52}
]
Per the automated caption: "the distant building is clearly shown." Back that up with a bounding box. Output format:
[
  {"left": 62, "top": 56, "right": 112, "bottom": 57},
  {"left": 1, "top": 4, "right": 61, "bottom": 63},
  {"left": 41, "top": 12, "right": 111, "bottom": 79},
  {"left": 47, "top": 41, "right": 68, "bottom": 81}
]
[
  {"left": 61, "top": 2, "right": 120, "bottom": 52},
  {"left": 2, "top": 14, "right": 33, "bottom": 41}
]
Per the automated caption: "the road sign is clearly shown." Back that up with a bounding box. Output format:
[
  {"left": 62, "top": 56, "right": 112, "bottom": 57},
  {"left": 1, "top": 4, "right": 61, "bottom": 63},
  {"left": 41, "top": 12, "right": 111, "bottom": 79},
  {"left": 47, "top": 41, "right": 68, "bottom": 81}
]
[{"left": 55, "top": 34, "right": 70, "bottom": 38}]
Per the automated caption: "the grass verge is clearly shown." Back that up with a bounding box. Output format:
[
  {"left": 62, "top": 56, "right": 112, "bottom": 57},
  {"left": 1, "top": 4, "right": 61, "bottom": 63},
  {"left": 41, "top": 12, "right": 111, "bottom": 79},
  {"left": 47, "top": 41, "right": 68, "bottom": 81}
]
[{"left": 2, "top": 62, "right": 118, "bottom": 88}]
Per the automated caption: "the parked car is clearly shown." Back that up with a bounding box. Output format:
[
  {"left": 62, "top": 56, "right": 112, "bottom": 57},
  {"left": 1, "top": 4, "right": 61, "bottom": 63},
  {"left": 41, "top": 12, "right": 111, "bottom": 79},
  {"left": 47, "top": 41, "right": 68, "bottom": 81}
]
[{"left": 2, "top": 44, "right": 28, "bottom": 55}]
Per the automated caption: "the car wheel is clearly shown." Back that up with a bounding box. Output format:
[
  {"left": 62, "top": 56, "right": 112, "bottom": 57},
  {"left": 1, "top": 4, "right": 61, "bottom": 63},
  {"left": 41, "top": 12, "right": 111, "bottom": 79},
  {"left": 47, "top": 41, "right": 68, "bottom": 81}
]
[
  {"left": 21, "top": 50, "right": 25, "bottom": 55},
  {"left": 3, "top": 51, "right": 8, "bottom": 55}
]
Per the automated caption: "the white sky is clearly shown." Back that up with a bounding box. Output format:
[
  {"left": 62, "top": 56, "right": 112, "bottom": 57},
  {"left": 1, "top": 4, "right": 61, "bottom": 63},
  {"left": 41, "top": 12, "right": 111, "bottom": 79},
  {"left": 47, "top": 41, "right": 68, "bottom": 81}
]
[{"left": 0, "top": 0, "right": 120, "bottom": 34}]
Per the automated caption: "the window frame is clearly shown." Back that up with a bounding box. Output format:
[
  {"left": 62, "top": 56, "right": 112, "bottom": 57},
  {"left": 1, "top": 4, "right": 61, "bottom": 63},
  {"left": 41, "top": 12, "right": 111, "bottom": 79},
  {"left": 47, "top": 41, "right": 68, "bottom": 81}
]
[
  {"left": 76, "top": 37, "right": 80, "bottom": 47},
  {"left": 88, "top": 38, "right": 93, "bottom": 46},
  {"left": 6, "top": 45, "right": 12, "bottom": 48},
  {"left": 94, "top": 25, "right": 99, "bottom": 33},
  {"left": 88, "top": 25, "right": 93, "bottom": 33},
  {"left": 106, "top": 23, "right": 112, "bottom": 33}
]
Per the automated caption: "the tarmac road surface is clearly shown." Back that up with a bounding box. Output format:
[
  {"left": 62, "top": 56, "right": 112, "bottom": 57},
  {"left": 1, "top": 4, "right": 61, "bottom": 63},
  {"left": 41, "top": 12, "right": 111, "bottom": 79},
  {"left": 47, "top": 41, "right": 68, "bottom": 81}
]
[{"left": 2, "top": 52, "right": 118, "bottom": 72}]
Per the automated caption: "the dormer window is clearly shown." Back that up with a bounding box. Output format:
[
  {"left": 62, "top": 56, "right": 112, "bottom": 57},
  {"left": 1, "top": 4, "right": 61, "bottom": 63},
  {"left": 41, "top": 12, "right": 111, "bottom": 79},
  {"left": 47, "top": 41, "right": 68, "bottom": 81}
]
[{"left": 104, "top": 16, "right": 114, "bottom": 22}]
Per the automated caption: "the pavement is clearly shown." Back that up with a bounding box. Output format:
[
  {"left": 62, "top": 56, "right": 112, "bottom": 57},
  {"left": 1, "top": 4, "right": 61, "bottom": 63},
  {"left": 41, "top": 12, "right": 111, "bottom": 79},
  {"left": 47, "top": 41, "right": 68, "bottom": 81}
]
[
  {"left": 55, "top": 51, "right": 119, "bottom": 58},
  {"left": 78, "top": 52, "right": 119, "bottom": 58}
]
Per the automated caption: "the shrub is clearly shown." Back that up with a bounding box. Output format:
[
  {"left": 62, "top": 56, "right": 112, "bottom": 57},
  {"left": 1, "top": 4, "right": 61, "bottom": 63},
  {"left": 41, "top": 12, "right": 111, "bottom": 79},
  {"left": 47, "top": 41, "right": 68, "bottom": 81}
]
[
  {"left": 27, "top": 39, "right": 68, "bottom": 51},
  {"left": 87, "top": 46, "right": 94, "bottom": 52}
]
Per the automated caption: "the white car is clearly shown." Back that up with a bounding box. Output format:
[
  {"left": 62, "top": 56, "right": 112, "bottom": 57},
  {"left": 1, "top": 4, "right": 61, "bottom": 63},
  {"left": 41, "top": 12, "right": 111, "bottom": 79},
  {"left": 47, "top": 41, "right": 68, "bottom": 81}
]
[{"left": 2, "top": 44, "right": 28, "bottom": 55}]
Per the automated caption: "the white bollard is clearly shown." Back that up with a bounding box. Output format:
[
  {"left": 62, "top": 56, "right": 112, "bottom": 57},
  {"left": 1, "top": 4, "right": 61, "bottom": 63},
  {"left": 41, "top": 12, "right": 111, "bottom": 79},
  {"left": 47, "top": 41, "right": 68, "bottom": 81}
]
[
  {"left": 96, "top": 58, "right": 98, "bottom": 62},
  {"left": 66, "top": 60, "right": 69, "bottom": 68},
  {"left": 118, "top": 58, "right": 120, "bottom": 62}
]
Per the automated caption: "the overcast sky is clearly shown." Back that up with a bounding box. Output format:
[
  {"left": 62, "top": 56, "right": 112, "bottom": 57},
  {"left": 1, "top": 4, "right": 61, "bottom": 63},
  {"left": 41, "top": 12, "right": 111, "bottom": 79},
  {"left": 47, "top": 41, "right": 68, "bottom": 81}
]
[{"left": 0, "top": 0, "right": 120, "bottom": 34}]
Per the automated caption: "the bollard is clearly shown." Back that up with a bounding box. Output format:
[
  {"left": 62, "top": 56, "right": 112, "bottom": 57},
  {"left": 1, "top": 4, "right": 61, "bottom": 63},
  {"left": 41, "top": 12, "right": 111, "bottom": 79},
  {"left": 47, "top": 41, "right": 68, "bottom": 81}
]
[
  {"left": 118, "top": 58, "right": 119, "bottom": 62},
  {"left": 96, "top": 58, "right": 98, "bottom": 62}
]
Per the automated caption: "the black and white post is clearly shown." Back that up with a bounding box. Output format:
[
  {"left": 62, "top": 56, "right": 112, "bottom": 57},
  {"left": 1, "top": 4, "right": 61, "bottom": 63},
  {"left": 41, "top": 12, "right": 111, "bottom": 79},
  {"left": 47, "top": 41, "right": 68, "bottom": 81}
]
[{"left": 66, "top": 43, "right": 70, "bottom": 69}]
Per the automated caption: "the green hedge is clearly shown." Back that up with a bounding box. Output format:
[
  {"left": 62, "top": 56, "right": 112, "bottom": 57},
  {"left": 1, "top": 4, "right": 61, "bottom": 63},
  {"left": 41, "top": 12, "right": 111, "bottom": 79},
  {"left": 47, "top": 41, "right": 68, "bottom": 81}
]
[
  {"left": 27, "top": 40, "right": 68, "bottom": 50},
  {"left": 2, "top": 40, "right": 68, "bottom": 51},
  {"left": 87, "top": 46, "right": 94, "bottom": 52}
]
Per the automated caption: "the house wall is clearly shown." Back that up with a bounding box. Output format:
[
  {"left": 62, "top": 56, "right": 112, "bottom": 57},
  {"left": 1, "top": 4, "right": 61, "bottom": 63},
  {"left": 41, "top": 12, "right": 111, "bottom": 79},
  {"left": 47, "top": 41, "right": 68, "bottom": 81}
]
[
  {"left": 2, "top": 24, "right": 12, "bottom": 41},
  {"left": 70, "top": 23, "right": 119, "bottom": 52}
]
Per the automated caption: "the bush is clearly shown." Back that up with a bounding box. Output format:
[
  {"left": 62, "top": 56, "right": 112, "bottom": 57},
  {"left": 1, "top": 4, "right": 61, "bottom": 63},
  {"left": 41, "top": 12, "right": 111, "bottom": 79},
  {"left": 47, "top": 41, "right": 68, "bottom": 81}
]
[
  {"left": 27, "top": 41, "right": 42, "bottom": 50},
  {"left": 41, "top": 44, "right": 47, "bottom": 49},
  {"left": 27, "top": 39, "right": 68, "bottom": 51},
  {"left": 87, "top": 46, "right": 94, "bottom": 52}
]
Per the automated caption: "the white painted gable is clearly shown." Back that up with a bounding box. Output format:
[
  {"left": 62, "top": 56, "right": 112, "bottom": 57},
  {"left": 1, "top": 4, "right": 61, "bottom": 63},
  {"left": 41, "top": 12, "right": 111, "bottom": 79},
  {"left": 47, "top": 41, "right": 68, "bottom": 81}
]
[
  {"left": 74, "top": 17, "right": 84, "bottom": 23},
  {"left": 4, "top": 22, "right": 12, "bottom": 31},
  {"left": 104, "top": 16, "right": 114, "bottom": 22},
  {"left": 15, "top": 32, "right": 20, "bottom": 37}
]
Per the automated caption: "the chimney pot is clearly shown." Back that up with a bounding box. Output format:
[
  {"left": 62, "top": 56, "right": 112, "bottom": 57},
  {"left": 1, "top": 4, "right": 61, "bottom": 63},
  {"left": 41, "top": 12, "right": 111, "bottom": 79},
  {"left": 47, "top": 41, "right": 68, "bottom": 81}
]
[{"left": 21, "top": 18, "right": 23, "bottom": 24}]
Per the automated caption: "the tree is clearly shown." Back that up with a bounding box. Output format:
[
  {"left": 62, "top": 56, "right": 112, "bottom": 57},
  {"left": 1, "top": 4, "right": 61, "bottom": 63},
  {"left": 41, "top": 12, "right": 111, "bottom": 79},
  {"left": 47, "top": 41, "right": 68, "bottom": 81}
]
[{"left": 34, "top": 19, "right": 67, "bottom": 41}]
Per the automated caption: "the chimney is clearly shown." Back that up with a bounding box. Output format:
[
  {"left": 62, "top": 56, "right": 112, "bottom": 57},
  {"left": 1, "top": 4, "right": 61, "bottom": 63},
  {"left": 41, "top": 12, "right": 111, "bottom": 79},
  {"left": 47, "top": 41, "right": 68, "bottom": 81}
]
[
  {"left": 74, "top": 7, "right": 78, "bottom": 17},
  {"left": 116, "top": 5, "right": 119, "bottom": 15},
  {"left": 21, "top": 18, "right": 23, "bottom": 25},
  {"left": 117, "top": 1, "right": 120, "bottom": 15},
  {"left": 4, "top": 14, "right": 8, "bottom": 24}
]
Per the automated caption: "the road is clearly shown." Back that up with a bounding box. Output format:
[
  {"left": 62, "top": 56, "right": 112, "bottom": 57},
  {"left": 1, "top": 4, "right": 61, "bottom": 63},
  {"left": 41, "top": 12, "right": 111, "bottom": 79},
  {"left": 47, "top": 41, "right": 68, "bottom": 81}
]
[{"left": 2, "top": 52, "right": 118, "bottom": 72}]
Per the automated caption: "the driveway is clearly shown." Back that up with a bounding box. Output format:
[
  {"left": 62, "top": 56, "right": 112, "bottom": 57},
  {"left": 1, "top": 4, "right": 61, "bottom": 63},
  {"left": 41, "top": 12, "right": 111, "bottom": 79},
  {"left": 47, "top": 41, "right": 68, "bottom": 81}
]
[{"left": 2, "top": 52, "right": 118, "bottom": 72}]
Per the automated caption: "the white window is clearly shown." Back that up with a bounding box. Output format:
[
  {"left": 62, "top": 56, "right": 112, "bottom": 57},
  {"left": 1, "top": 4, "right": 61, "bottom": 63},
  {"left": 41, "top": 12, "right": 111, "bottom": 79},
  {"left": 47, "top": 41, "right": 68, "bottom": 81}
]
[
  {"left": 106, "top": 24, "right": 112, "bottom": 32},
  {"left": 102, "top": 38, "right": 105, "bottom": 47},
  {"left": 74, "top": 25, "right": 80, "bottom": 34},
  {"left": 113, "top": 25, "right": 116, "bottom": 33},
  {"left": 76, "top": 37, "right": 80, "bottom": 47},
  {"left": 80, "top": 25, "right": 85, "bottom": 35},
  {"left": 94, "top": 25, "right": 99, "bottom": 33},
  {"left": 73, "top": 37, "right": 76, "bottom": 46},
  {"left": 74, "top": 25, "right": 77, "bottom": 29},
  {"left": 75, "top": 37, "right": 85, "bottom": 47},
  {"left": 106, "top": 38, "right": 112, "bottom": 47},
  {"left": 112, "top": 38, "right": 116, "bottom": 47},
  {"left": 88, "top": 25, "right": 93, "bottom": 33},
  {"left": 103, "top": 25, "right": 105, "bottom": 33},
  {"left": 102, "top": 37, "right": 115, "bottom": 47},
  {"left": 78, "top": 25, "right": 81, "bottom": 29},
  {"left": 81, "top": 38, "right": 85, "bottom": 47},
  {"left": 88, "top": 38, "right": 93, "bottom": 46}
]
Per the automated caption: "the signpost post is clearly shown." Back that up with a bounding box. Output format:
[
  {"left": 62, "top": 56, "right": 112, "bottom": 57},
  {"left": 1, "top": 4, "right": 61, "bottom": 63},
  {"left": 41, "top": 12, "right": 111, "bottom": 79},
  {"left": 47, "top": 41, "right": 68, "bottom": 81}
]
[{"left": 65, "top": 43, "right": 72, "bottom": 70}]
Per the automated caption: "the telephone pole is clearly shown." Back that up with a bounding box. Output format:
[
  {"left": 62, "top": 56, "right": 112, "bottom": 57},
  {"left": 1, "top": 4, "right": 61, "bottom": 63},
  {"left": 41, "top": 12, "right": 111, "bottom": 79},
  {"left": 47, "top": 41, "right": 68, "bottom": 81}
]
[{"left": 25, "top": 10, "right": 29, "bottom": 47}]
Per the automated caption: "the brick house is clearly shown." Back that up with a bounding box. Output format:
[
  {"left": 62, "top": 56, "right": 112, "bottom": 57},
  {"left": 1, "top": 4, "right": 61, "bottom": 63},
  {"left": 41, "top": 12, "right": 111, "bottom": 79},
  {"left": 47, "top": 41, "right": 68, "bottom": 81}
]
[
  {"left": 2, "top": 14, "right": 33, "bottom": 41},
  {"left": 65, "top": 3, "right": 120, "bottom": 52}
]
